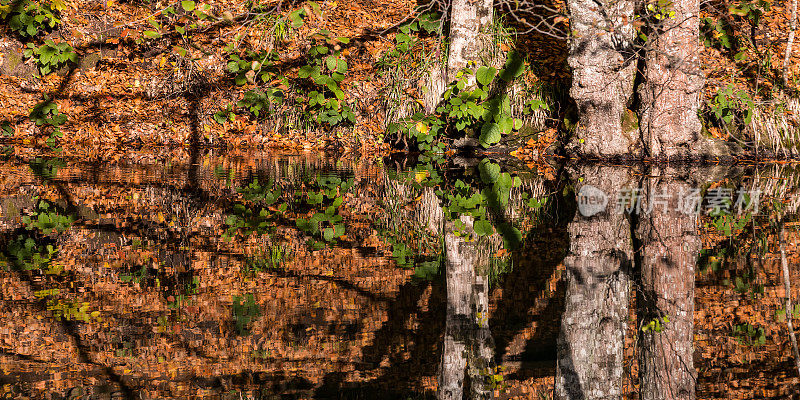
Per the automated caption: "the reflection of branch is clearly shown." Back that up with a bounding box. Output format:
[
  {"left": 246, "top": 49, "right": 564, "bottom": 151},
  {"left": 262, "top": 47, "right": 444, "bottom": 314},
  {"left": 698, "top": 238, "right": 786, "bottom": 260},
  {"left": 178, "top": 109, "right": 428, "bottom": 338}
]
[
  {"left": 780, "top": 222, "right": 800, "bottom": 377},
  {"left": 6, "top": 267, "right": 135, "bottom": 399}
]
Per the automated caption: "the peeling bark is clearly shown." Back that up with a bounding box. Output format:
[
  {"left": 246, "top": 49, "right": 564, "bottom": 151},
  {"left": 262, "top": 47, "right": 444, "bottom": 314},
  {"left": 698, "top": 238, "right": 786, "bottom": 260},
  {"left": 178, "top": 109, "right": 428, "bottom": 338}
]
[
  {"left": 567, "top": 0, "right": 638, "bottom": 157},
  {"left": 557, "top": 166, "right": 636, "bottom": 399}
]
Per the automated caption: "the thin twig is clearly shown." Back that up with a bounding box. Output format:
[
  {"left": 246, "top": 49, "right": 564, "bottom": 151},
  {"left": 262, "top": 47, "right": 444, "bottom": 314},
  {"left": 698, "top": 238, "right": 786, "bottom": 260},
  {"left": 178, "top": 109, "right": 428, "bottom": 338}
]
[{"left": 780, "top": 222, "right": 800, "bottom": 377}]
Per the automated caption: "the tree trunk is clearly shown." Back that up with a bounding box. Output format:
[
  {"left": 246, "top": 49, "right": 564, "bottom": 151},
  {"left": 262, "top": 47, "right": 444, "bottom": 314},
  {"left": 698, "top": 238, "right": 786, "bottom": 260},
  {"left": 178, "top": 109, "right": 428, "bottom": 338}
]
[
  {"left": 424, "top": 0, "right": 494, "bottom": 111},
  {"left": 439, "top": 216, "right": 495, "bottom": 400},
  {"left": 557, "top": 166, "right": 635, "bottom": 399},
  {"left": 638, "top": 0, "right": 704, "bottom": 159},
  {"left": 636, "top": 166, "right": 698, "bottom": 400},
  {"left": 567, "top": 0, "right": 638, "bottom": 157},
  {"left": 447, "top": 0, "right": 494, "bottom": 77}
]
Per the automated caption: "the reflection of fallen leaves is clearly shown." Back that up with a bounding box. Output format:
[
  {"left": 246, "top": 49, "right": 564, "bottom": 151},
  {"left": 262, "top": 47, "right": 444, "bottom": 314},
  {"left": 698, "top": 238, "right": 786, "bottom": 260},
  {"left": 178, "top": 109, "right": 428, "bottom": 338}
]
[
  {"left": 512, "top": 128, "right": 557, "bottom": 163},
  {"left": 708, "top": 126, "right": 728, "bottom": 140}
]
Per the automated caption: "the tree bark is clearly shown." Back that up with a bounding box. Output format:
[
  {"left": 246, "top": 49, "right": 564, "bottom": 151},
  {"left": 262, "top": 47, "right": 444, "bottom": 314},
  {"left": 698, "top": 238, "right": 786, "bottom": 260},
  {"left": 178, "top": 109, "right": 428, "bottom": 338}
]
[
  {"left": 439, "top": 216, "right": 495, "bottom": 400},
  {"left": 779, "top": 223, "right": 800, "bottom": 377},
  {"left": 557, "top": 166, "right": 635, "bottom": 399},
  {"left": 638, "top": 0, "right": 704, "bottom": 159},
  {"left": 636, "top": 166, "right": 699, "bottom": 400},
  {"left": 567, "top": 0, "right": 638, "bottom": 157},
  {"left": 447, "top": 0, "right": 494, "bottom": 77},
  {"left": 424, "top": 0, "right": 494, "bottom": 111}
]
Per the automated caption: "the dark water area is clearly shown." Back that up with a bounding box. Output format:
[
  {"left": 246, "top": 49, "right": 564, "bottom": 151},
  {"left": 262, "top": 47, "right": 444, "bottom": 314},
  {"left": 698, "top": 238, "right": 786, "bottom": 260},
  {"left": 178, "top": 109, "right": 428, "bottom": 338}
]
[{"left": 1, "top": 150, "right": 799, "bottom": 399}]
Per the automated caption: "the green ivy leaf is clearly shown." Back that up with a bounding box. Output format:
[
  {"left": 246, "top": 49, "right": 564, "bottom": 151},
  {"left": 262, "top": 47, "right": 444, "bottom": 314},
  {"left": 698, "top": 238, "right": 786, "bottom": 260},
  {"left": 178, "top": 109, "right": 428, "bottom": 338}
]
[
  {"left": 325, "top": 55, "right": 337, "bottom": 71},
  {"left": 289, "top": 9, "right": 304, "bottom": 28},
  {"left": 298, "top": 65, "right": 315, "bottom": 78},
  {"left": 323, "top": 227, "right": 335, "bottom": 241},
  {"left": 497, "top": 115, "right": 513, "bottom": 134},
  {"left": 181, "top": 1, "right": 196, "bottom": 12},
  {"left": 479, "top": 159, "right": 501, "bottom": 183},
  {"left": 499, "top": 51, "right": 525, "bottom": 81},
  {"left": 476, "top": 66, "right": 497, "bottom": 86}
]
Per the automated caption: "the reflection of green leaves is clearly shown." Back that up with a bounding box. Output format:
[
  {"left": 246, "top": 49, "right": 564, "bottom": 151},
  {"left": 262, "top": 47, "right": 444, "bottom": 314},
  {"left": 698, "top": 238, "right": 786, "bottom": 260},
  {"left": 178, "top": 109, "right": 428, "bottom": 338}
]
[
  {"left": 294, "top": 175, "right": 353, "bottom": 246},
  {"left": 232, "top": 294, "right": 261, "bottom": 336},
  {"left": 29, "top": 157, "right": 65, "bottom": 181},
  {"left": 6, "top": 234, "right": 58, "bottom": 271},
  {"left": 776, "top": 304, "right": 800, "bottom": 322},
  {"left": 48, "top": 299, "right": 99, "bottom": 323},
  {"left": 642, "top": 315, "right": 669, "bottom": 333},
  {"left": 496, "top": 223, "right": 522, "bottom": 250},
  {"left": 473, "top": 219, "right": 494, "bottom": 236},
  {"left": 237, "top": 178, "right": 281, "bottom": 203},
  {"left": 22, "top": 199, "right": 74, "bottom": 235},
  {"left": 414, "top": 260, "right": 440, "bottom": 280},
  {"left": 698, "top": 248, "right": 726, "bottom": 272},
  {"left": 733, "top": 323, "right": 766, "bottom": 346},
  {"left": 478, "top": 159, "right": 501, "bottom": 183},
  {"left": 243, "top": 246, "right": 290, "bottom": 275}
]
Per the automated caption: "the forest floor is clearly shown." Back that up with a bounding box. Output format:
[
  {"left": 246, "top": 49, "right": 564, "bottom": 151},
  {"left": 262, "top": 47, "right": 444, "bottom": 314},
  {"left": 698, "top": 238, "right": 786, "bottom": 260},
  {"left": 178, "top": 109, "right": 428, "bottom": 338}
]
[{"left": 2, "top": 0, "right": 797, "bottom": 161}]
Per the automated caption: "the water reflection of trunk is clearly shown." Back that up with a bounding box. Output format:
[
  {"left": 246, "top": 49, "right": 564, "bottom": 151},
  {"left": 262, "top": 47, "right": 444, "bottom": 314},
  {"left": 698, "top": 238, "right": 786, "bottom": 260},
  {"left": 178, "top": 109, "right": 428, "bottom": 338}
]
[
  {"left": 440, "top": 216, "right": 494, "bottom": 400},
  {"left": 636, "top": 167, "right": 699, "bottom": 400},
  {"left": 557, "top": 166, "right": 635, "bottom": 400}
]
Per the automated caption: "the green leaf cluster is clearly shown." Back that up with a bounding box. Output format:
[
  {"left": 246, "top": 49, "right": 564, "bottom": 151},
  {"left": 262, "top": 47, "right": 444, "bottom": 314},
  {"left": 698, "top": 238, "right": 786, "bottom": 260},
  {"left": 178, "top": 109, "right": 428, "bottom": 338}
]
[
  {"left": 227, "top": 50, "right": 282, "bottom": 86},
  {"left": 1, "top": 0, "right": 61, "bottom": 38},
  {"left": 641, "top": 315, "right": 669, "bottom": 333},
  {"left": 236, "top": 88, "right": 284, "bottom": 119},
  {"left": 295, "top": 175, "right": 353, "bottom": 246},
  {"left": 47, "top": 299, "right": 100, "bottom": 323},
  {"left": 22, "top": 199, "right": 75, "bottom": 235},
  {"left": 5, "top": 235, "right": 59, "bottom": 271},
  {"left": 393, "top": 12, "right": 440, "bottom": 54},
  {"left": 707, "top": 84, "right": 754, "bottom": 127},
  {"left": 733, "top": 323, "right": 766, "bottom": 346},
  {"left": 296, "top": 30, "right": 356, "bottom": 127},
  {"left": 223, "top": 192, "right": 285, "bottom": 239},
  {"left": 23, "top": 39, "right": 77, "bottom": 75},
  {"left": 288, "top": 2, "right": 321, "bottom": 28},
  {"left": 388, "top": 52, "right": 528, "bottom": 150},
  {"left": 701, "top": 0, "right": 769, "bottom": 60}
]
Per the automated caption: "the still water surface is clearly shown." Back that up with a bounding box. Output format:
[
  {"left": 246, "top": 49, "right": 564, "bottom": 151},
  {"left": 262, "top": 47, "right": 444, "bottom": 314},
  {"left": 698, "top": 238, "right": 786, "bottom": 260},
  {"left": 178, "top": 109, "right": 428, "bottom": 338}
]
[{"left": 1, "top": 150, "right": 799, "bottom": 399}]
